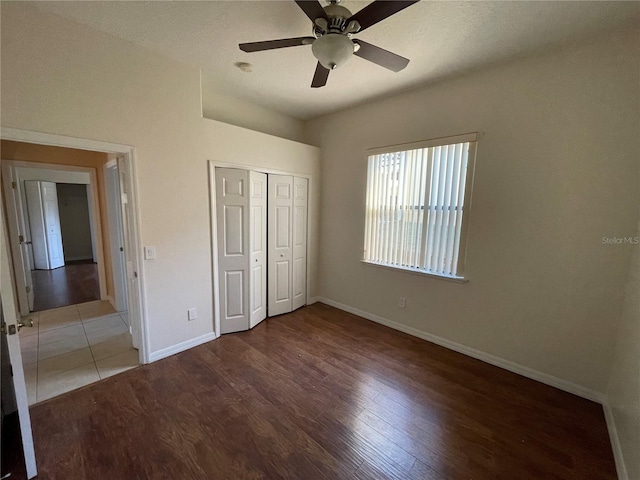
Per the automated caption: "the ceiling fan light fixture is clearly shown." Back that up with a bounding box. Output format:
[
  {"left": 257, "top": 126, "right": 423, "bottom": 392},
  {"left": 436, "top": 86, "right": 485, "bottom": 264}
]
[{"left": 311, "top": 34, "right": 354, "bottom": 70}]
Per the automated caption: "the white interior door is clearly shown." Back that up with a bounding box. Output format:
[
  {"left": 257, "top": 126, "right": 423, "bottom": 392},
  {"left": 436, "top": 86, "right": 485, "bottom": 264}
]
[
  {"left": 117, "top": 157, "right": 138, "bottom": 350},
  {"left": 1, "top": 205, "right": 37, "bottom": 479},
  {"left": 1, "top": 164, "right": 34, "bottom": 314},
  {"left": 105, "top": 165, "right": 128, "bottom": 313},
  {"left": 249, "top": 171, "right": 267, "bottom": 328},
  {"left": 25, "top": 180, "right": 49, "bottom": 270},
  {"left": 41, "top": 182, "right": 65, "bottom": 269},
  {"left": 268, "top": 175, "right": 293, "bottom": 316},
  {"left": 25, "top": 181, "right": 65, "bottom": 270},
  {"left": 292, "top": 177, "right": 308, "bottom": 311},
  {"left": 216, "top": 168, "right": 250, "bottom": 334}
]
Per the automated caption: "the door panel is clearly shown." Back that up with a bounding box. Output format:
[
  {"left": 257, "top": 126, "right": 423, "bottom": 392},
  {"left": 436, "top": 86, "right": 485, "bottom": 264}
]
[
  {"left": 275, "top": 206, "right": 290, "bottom": 248},
  {"left": 268, "top": 175, "right": 293, "bottom": 316},
  {"left": 24, "top": 181, "right": 49, "bottom": 270},
  {"left": 292, "top": 177, "right": 308, "bottom": 310},
  {"left": 249, "top": 171, "right": 267, "bottom": 328},
  {"left": 41, "top": 182, "right": 65, "bottom": 269},
  {"left": 275, "top": 261, "right": 290, "bottom": 301},
  {"left": 224, "top": 270, "right": 244, "bottom": 318},
  {"left": 216, "top": 168, "right": 250, "bottom": 334},
  {"left": 223, "top": 206, "right": 244, "bottom": 255},
  {"left": 1, "top": 207, "right": 37, "bottom": 478},
  {"left": 1, "top": 164, "right": 34, "bottom": 314}
]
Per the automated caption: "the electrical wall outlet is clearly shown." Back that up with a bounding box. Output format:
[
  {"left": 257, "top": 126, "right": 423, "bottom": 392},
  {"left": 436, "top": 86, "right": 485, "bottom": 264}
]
[
  {"left": 187, "top": 308, "right": 197, "bottom": 321},
  {"left": 398, "top": 297, "right": 406, "bottom": 308}
]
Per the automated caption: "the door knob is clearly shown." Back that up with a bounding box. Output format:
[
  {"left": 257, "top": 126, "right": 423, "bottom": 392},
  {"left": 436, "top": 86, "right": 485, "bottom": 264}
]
[{"left": 17, "top": 319, "right": 34, "bottom": 331}]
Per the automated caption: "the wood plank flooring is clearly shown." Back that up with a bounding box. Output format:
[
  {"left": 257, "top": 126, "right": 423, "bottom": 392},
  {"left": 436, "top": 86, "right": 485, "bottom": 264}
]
[
  {"left": 32, "top": 261, "right": 99, "bottom": 311},
  {"left": 25, "top": 303, "right": 616, "bottom": 479}
]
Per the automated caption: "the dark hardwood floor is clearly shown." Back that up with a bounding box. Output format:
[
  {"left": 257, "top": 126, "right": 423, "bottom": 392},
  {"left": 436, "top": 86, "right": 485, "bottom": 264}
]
[
  {"left": 24, "top": 303, "right": 615, "bottom": 479},
  {"left": 32, "top": 260, "right": 99, "bottom": 311}
]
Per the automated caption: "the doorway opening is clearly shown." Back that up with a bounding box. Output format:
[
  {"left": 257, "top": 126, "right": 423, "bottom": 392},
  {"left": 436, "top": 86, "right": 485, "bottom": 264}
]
[{"left": 1, "top": 131, "right": 148, "bottom": 407}]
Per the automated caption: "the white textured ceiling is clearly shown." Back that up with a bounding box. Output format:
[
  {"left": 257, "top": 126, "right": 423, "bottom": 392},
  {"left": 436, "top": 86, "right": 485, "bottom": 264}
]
[{"left": 30, "top": 1, "right": 639, "bottom": 120}]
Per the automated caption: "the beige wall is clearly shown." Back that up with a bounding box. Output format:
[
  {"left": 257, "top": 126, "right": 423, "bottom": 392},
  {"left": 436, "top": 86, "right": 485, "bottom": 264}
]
[
  {"left": 305, "top": 27, "right": 640, "bottom": 396},
  {"left": 1, "top": 140, "right": 115, "bottom": 299},
  {"left": 201, "top": 77, "right": 306, "bottom": 143},
  {"left": 606, "top": 219, "right": 640, "bottom": 480},
  {"left": 0, "top": 3, "right": 320, "bottom": 355}
]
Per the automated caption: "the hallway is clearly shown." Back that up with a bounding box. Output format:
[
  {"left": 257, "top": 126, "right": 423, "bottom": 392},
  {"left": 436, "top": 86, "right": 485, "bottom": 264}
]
[
  {"left": 20, "top": 300, "right": 138, "bottom": 405},
  {"left": 31, "top": 261, "right": 99, "bottom": 311}
]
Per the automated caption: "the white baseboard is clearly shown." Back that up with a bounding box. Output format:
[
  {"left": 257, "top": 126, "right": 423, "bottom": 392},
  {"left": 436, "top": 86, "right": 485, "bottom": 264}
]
[
  {"left": 148, "top": 332, "right": 216, "bottom": 363},
  {"left": 603, "top": 402, "right": 628, "bottom": 480},
  {"left": 106, "top": 295, "right": 116, "bottom": 311},
  {"left": 315, "top": 296, "right": 604, "bottom": 403},
  {"left": 65, "top": 256, "right": 93, "bottom": 262}
]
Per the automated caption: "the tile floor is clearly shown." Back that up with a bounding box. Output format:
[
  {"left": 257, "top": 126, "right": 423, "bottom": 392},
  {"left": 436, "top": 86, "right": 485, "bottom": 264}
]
[{"left": 19, "top": 300, "right": 139, "bottom": 405}]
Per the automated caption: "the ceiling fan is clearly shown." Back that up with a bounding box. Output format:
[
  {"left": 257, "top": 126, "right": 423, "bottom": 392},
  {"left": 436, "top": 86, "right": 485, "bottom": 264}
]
[{"left": 239, "top": 0, "right": 420, "bottom": 88}]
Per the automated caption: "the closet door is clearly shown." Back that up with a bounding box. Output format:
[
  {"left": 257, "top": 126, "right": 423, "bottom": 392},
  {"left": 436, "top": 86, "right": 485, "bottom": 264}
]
[
  {"left": 249, "top": 171, "right": 267, "bottom": 328},
  {"left": 268, "top": 175, "right": 293, "bottom": 316},
  {"left": 25, "top": 181, "right": 65, "bottom": 270},
  {"left": 292, "top": 177, "right": 308, "bottom": 311},
  {"left": 216, "top": 168, "right": 250, "bottom": 334}
]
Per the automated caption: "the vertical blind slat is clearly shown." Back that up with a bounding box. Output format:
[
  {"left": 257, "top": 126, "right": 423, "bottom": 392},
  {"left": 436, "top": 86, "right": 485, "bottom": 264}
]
[
  {"left": 438, "top": 143, "right": 455, "bottom": 273},
  {"left": 452, "top": 144, "right": 469, "bottom": 274},
  {"left": 373, "top": 154, "right": 382, "bottom": 262},
  {"left": 444, "top": 143, "right": 462, "bottom": 274}
]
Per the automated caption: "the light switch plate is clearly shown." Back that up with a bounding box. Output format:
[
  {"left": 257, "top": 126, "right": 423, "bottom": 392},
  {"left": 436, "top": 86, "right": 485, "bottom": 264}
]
[
  {"left": 188, "top": 308, "right": 197, "bottom": 321},
  {"left": 144, "top": 246, "right": 156, "bottom": 260}
]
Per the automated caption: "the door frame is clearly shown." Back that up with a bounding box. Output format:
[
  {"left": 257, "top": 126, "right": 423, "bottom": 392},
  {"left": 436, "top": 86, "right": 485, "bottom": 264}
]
[
  {"left": 103, "top": 159, "right": 128, "bottom": 313},
  {"left": 4, "top": 161, "right": 107, "bottom": 302},
  {"left": 1, "top": 128, "right": 150, "bottom": 364},
  {"left": 208, "top": 160, "right": 313, "bottom": 338}
]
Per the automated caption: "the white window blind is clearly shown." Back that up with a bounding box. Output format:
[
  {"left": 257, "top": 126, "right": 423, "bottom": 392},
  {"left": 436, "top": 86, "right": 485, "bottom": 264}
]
[{"left": 364, "top": 134, "right": 477, "bottom": 278}]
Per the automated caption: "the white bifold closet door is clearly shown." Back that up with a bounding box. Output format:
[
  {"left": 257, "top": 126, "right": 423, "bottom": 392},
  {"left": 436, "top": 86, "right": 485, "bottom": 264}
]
[
  {"left": 24, "top": 181, "right": 65, "bottom": 270},
  {"left": 216, "top": 168, "right": 267, "bottom": 334},
  {"left": 268, "top": 175, "right": 307, "bottom": 316}
]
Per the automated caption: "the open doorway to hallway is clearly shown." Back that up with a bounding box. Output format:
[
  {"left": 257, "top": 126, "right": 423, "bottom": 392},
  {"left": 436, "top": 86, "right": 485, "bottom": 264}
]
[
  {"left": 24, "top": 178, "right": 102, "bottom": 311},
  {"left": 2, "top": 135, "right": 147, "bottom": 404}
]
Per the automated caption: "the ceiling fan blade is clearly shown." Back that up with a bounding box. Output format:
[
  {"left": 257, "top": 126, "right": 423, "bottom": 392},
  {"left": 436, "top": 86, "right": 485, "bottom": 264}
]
[
  {"left": 311, "top": 62, "right": 330, "bottom": 88},
  {"left": 347, "top": 1, "right": 419, "bottom": 32},
  {"left": 239, "top": 37, "right": 315, "bottom": 53},
  {"left": 295, "top": 0, "right": 328, "bottom": 22},
  {"left": 354, "top": 40, "right": 409, "bottom": 72}
]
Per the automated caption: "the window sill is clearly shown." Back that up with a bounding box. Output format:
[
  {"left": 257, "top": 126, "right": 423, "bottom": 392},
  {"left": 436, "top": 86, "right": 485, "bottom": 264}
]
[{"left": 361, "top": 260, "right": 469, "bottom": 284}]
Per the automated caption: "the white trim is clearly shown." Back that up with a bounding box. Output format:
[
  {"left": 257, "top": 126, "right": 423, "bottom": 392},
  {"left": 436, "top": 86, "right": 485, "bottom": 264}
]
[
  {"left": 1, "top": 128, "right": 134, "bottom": 154},
  {"left": 361, "top": 260, "right": 468, "bottom": 283},
  {"left": 603, "top": 402, "right": 629, "bottom": 480},
  {"left": 148, "top": 332, "right": 216, "bottom": 363},
  {"left": 208, "top": 161, "right": 221, "bottom": 339},
  {"left": 106, "top": 294, "right": 116, "bottom": 311},
  {"left": 367, "top": 132, "right": 479, "bottom": 156},
  {"left": 64, "top": 256, "right": 94, "bottom": 262},
  {"left": 315, "top": 296, "right": 604, "bottom": 403}
]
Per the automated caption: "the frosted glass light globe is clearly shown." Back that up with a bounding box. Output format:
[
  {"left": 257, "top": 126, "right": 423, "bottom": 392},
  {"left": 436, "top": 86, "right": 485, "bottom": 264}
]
[{"left": 312, "top": 34, "right": 354, "bottom": 70}]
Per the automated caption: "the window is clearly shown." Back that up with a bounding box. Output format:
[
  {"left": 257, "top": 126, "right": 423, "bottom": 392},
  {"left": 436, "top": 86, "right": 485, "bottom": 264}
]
[{"left": 363, "top": 133, "right": 477, "bottom": 279}]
